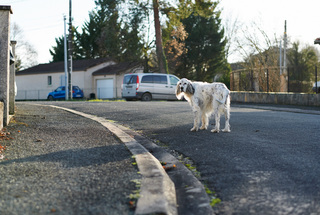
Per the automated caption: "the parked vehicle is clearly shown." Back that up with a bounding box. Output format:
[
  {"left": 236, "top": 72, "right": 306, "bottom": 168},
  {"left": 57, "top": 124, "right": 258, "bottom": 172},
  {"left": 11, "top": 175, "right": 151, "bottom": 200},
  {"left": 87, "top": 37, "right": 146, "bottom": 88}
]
[
  {"left": 121, "top": 73, "right": 180, "bottom": 101},
  {"left": 312, "top": 81, "right": 320, "bottom": 93},
  {"left": 47, "top": 86, "right": 84, "bottom": 100}
]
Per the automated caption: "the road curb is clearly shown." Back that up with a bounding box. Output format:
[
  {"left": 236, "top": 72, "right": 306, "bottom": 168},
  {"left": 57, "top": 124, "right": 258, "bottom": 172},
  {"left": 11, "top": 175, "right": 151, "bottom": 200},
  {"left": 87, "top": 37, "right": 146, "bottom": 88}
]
[
  {"left": 117, "top": 123, "right": 215, "bottom": 215},
  {"left": 42, "top": 104, "right": 178, "bottom": 215}
]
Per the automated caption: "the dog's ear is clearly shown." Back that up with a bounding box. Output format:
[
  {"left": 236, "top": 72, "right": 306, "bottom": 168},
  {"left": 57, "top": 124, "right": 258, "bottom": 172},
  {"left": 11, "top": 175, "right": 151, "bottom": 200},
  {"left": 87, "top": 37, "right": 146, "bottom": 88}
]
[
  {"left": 176, "top": 82, "right": 183, "bottom": 100},
  {"left": 186, "top": 82, "right": 194, "bottom": 95}
]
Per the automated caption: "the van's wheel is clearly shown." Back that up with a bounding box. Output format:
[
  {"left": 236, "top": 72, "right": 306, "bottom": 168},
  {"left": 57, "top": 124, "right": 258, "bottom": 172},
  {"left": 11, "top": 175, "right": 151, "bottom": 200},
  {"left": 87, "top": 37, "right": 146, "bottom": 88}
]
[
  {"left": 141, "top": 93, "right": 152, "bottom": 101},
  {"left": 48, "top": 95, "right": 54, "bottom": 101}
]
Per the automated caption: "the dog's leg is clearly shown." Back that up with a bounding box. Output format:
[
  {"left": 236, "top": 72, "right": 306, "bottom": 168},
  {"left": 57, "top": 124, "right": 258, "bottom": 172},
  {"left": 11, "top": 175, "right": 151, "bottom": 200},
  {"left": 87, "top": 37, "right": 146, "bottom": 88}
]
[
  {"left": 222, "top": 96, "right": 231, "bottom": 133},
  {"left": 222, "top": 108, "right": 231, "bottom": 132},
  {"left": 200, "top": 113, "right": 208, "bottom": 130},
  {"left": 211, "top": 112, "right": 220, "bottom": 133},
  {"left": 191, "top": 106, "right": 200, "bottom": 132}
]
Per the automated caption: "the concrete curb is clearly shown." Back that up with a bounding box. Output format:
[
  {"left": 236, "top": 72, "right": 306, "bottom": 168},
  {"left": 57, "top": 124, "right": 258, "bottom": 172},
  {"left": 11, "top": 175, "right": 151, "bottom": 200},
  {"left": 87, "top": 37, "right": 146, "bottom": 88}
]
[
  {"left": 117, "top": 123, "right": 215, "bottom": 215},
  {"left": 42, "top": 105, "right": 178, "bottom": 215}
]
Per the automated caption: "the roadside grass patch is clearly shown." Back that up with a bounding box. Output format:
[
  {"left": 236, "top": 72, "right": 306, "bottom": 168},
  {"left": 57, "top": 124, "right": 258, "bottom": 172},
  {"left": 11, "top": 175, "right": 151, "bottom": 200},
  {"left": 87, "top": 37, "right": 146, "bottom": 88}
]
[{"left": 88, "top": 99, "right": 125, "bottom": 102}]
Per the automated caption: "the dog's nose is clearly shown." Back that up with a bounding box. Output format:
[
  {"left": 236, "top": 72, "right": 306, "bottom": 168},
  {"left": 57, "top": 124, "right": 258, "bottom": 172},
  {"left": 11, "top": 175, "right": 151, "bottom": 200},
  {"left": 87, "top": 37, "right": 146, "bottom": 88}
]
[{"left": 180, "top": 87, "right": 184, "bottom": 91}]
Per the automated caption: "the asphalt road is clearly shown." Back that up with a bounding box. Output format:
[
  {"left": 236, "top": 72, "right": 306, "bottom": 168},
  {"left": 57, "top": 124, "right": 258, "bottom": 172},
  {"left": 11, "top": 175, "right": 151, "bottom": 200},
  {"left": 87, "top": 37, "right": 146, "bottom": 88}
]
[{"left": 36, "top": 101, "right": 320, "bottom": 215}]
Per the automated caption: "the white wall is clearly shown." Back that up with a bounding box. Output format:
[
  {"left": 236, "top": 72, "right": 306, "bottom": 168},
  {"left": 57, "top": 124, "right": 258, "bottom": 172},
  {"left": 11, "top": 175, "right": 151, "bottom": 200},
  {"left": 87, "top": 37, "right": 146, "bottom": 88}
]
[
  {"left": 15, "top": 60, "right": 116, "bottom": 100},
  {"left": 16, "top": 73, "right": 61, "bottom": 100}
]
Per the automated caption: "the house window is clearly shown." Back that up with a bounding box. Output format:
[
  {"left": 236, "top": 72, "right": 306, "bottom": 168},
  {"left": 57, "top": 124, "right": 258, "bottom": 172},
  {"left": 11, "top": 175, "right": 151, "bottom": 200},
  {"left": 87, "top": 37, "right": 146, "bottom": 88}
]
[{"left": 48, "top": 76, "right": 52, "bottom": 86}]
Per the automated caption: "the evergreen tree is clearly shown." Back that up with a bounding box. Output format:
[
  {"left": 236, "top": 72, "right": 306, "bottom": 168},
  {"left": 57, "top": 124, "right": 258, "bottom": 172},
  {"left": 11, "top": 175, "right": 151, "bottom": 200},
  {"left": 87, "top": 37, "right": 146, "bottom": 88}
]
[
  {"left": 49, "top": 27, "right": 83, "bottom": 62},
  {"left": 287, "top": 41, "right": 319, "bottom": 92},
  {"left": 164, "top": 0, "right": 229, "bottom": 83},
  {"left": 50, "top": 0, "right": 145, "bottom": 63},
  {"left": 49, "top": 36, "right": 65, "bottom": 62}
]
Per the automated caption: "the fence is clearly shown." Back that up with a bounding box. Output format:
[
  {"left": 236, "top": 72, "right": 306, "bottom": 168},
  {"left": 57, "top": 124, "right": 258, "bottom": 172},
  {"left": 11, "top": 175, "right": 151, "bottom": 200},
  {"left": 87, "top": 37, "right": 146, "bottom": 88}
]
[
  {"left": 231, "top": 66, "right": 319, "bottom": 93},
  {"left": 16, "top": 86, "right": 120, "bottom": 101}
]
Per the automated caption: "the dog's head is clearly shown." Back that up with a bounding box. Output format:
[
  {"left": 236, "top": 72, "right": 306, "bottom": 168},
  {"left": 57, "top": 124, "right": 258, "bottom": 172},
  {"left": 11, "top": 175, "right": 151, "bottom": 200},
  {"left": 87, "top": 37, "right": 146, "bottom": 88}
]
[{"left": 176, "top": 78, "right": 194, "bottom": 100}]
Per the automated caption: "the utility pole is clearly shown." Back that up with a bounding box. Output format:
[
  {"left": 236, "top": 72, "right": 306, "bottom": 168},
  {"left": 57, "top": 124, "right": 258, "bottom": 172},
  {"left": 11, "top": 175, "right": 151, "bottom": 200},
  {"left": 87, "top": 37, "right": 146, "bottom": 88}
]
[
  {"left": 279, "top": 40, "right": 282, "bottom": 74},
  {"left": 68, "top": 0, "right": 73, "bottom": 99},
  {"left": 64, "top": 15, "right": 68, "bottom": 100},
  {"left": 280, "top": 20, "right": 288, "bottom": 92}
]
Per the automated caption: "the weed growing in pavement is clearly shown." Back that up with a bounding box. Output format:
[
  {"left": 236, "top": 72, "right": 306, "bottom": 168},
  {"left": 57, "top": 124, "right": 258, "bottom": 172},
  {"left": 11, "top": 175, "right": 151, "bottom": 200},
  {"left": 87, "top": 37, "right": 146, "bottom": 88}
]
[
  {"left": 204, "top": 184, "right": 221, "bottom": 207},
  {"left": 128, "top": 179, "right": 141, "bottom": 211},
  {"left": 129, "top": 179, "right": 141, "bottom": 199},
  {"left": 128, "top": 155, "right": 142, "bottom": 211}
]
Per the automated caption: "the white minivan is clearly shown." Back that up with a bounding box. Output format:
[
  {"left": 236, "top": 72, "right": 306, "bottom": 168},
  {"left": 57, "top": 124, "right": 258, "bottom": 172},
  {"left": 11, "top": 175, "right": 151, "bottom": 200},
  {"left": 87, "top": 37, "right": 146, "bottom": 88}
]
[{"left": 121, "top": 73, "right": 180, "bottom": 101}]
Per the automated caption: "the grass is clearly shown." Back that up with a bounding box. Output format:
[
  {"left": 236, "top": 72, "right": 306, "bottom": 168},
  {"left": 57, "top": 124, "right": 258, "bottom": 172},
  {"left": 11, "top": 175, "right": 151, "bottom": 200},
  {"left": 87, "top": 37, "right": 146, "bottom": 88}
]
[
  {"left": 88, "top": 99, "right": 126, "bottom": 102},
  {"left": 204, "top": 184, "right": 221, "bottom": 207}
]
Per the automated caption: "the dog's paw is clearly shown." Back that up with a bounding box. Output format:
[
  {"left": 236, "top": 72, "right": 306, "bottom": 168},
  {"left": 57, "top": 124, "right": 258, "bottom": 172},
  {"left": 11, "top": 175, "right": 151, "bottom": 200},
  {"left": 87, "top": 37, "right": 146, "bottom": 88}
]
[
  {"left": 200, "top": 125, "right": 207, "bottom": 130},
  {"left": 222, "top": 128, "right": 231, "bottom": 133},
  {"left": 190, "top": 127, "right": 198, "bottom": 132},
  {"left": 211, "top": 129, "right": 219, "bottom": 133}
]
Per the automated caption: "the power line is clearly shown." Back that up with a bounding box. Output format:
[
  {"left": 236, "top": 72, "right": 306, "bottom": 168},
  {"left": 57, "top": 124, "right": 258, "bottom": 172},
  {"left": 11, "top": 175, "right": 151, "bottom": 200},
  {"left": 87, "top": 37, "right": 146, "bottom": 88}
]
[{"left": 24, "top": 23, "right": 61, "bottom": 32}]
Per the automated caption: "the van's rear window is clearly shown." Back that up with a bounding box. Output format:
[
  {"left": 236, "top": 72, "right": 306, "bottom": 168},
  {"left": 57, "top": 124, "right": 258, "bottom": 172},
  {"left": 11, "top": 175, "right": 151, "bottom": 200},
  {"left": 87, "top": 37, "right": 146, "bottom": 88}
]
[{"left": 124, "top": 75, "right": 137, "bottom": 84}]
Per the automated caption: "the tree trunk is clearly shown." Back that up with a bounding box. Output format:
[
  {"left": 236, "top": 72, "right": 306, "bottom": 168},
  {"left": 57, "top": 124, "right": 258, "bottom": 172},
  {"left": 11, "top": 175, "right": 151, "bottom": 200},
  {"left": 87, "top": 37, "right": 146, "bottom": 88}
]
[{"left": 153, "top": 0, "right": 166, "bottom": 73}]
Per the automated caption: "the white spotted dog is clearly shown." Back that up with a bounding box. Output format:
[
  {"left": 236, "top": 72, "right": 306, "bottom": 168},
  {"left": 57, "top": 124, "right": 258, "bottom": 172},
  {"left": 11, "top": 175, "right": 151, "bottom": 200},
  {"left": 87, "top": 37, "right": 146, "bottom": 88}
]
[{"left": 176, "top": 78, "right": 231, "bottom": 133}]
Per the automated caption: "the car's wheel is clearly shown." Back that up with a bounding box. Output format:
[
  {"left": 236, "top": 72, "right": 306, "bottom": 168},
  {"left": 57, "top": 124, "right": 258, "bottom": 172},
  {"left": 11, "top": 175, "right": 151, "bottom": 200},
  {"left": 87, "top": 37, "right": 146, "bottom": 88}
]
[
  {"left": 141, "top": 93, "right": 152, "bottom": 101},
  {"left": 48, "top": 95, "right": 54, "bottom": 101}
]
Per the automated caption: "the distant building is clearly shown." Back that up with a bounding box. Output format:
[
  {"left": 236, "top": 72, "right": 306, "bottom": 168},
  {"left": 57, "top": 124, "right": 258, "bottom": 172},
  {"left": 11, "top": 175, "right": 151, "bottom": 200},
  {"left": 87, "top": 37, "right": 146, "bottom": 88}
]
[{"left": 15, "top": 58, "right": 143, "bottom": 100}]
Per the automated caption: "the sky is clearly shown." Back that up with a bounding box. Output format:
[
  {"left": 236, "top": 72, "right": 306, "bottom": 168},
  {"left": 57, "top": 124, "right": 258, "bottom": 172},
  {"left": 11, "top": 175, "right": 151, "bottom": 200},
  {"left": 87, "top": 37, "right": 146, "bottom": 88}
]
[{"left": 1, "top": 0, "right": 320, "bottom": 65}]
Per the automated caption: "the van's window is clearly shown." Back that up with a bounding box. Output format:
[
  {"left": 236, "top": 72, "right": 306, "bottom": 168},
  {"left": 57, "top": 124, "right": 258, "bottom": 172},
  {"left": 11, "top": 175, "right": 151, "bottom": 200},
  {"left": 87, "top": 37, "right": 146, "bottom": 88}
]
[
  {"left": 170, "top": 76, "right": 179, "bottom": 85},
  {"left": 141, "top": 75, "right": 153, "bottom": 83},
  {"left": 154, "top": 75, "right": 167, "bottom": 84},
  {"left": 141, "top": 75, "right": 168, "bottom": 84},
  {"left": 124, "top": 75, "right": 137, "bottom": 84}
]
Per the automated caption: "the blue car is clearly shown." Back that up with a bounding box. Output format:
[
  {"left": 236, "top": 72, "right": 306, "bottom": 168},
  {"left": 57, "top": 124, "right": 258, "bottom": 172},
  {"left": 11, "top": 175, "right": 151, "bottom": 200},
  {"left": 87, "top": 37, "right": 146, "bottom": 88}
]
[{"left": 47, "top": 86, "right": 84, "bottom": 100}]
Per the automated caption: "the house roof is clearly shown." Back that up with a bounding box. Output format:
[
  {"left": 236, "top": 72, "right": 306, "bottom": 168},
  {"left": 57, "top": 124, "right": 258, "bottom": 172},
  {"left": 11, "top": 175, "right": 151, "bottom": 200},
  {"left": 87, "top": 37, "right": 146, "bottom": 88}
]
[
  {"left": 16, "top": 57, "right": 113, "bottom": 76},
  {"left": 92, "top": 61, "right": 141, "bottom": 76}
]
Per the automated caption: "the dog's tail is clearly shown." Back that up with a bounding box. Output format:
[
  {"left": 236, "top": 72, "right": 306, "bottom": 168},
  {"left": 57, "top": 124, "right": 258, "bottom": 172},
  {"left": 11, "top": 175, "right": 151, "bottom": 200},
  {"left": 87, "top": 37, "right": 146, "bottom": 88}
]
[
  {"left": 225, "top": 92, "right": 230, "bottom": 107},
  {"left": 215, "top": 87, "right": 230, "bottom": 105}
]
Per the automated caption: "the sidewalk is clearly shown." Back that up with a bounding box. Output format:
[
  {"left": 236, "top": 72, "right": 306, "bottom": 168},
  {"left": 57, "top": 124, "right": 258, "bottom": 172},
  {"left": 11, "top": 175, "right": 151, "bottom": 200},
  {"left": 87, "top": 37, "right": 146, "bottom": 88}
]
[{"left": 0, "top": 103, "right": 141, "bottom": 214}]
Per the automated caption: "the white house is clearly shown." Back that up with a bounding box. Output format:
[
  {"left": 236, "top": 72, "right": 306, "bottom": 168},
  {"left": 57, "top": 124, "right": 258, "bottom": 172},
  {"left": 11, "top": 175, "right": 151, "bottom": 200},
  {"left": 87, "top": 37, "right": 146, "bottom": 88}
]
[{"left": 15, "top": 58, "right": 144, "bottom": 100}]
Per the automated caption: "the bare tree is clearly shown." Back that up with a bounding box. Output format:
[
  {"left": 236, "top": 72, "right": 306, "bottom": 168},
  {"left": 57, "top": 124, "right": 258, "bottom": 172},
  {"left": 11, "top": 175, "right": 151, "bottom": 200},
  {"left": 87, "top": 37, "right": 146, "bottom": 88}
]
[
  {"left": 223, "top": 14, "right": 241, "bottom": 62},
  {"left": 10, "top": 22, "right": 38, "bottom": 71},
  {"left": 233, "top": 21, "right": 281, "bottom": 92}
]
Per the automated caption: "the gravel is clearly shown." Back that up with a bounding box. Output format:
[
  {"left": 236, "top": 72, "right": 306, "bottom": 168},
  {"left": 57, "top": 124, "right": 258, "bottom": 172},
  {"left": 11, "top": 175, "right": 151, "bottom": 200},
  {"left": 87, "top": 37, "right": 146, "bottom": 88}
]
[{"left": 0, "top": 103, "right": 141, "bottom": 215}]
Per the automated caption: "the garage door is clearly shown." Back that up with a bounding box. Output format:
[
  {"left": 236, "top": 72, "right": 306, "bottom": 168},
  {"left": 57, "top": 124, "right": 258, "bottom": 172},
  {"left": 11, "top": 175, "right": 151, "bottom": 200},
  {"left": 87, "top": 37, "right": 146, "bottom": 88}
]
[{"left": 97, "top": 79, "right": 113, "bottom": 99}]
